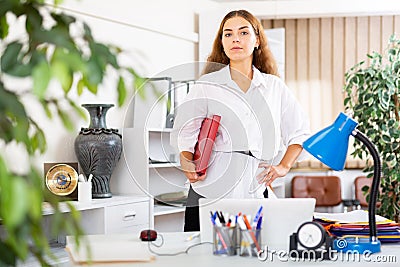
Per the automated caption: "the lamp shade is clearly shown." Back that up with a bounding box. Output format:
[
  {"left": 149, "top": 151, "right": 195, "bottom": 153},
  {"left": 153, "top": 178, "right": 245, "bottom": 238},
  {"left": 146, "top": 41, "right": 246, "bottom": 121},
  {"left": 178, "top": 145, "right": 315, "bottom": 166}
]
[{"left": 303, "top": 113, "right": 358, "bottom": 171}]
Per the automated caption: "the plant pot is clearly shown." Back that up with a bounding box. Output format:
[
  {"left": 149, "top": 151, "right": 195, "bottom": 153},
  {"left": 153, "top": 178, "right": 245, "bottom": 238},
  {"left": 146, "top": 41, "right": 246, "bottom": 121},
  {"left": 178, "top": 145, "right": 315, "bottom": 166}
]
[{"left": 74, "top": 104, "right": 122, "bottom": 198}]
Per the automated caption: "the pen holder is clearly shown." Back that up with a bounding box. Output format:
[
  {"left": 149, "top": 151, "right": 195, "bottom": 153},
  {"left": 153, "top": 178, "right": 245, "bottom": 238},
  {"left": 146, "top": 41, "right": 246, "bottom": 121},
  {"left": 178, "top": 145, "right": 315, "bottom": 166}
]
[
  {"left": 239, "top": 228, "right": 262, "bottom": 257},
  {"left": 213, "top": 225, "right": 237, "bottom": 256},
  {"left": 78, "top": 182, "right": 92, "bottom": 202}
]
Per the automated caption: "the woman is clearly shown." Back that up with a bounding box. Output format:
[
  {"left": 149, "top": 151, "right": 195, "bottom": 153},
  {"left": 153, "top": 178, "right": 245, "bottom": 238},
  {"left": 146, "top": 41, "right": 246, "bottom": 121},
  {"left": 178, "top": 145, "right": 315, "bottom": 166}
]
[{"left": 172, "top": 10, "right": 310, "bottom": 231}]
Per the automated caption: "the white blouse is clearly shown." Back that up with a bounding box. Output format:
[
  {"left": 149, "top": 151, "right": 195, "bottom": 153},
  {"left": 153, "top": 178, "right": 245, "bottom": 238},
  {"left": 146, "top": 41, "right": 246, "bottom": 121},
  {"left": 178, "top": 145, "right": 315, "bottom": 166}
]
[{"left": 171, "top": 65, "right": 310, "bottom": 163}]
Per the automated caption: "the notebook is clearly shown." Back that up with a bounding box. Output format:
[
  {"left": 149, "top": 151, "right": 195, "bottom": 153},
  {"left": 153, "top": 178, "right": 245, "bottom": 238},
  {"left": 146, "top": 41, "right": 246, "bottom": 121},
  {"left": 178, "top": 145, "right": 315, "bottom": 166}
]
[
  {"left": 199, "top": 198, "right": 316, "bottom": 251},
  {"left": 193, "top": 115, "right": 221, "bottom": 176}
]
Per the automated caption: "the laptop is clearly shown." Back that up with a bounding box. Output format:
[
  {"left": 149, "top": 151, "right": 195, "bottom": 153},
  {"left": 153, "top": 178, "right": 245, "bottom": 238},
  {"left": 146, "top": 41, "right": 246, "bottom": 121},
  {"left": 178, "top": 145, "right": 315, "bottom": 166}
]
[{"left": 199, "top": 198, "right": 316, "bottom": 251}]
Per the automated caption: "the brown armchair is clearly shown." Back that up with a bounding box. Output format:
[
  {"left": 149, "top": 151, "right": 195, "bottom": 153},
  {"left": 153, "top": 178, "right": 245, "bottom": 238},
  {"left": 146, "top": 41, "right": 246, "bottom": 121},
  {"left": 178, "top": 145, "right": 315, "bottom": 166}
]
[
  {"left": 291, "top": 175, "right": 342, "bottom": 207},
  {"left": 354, "top": 176, "right": 381, "bottom": 208}
]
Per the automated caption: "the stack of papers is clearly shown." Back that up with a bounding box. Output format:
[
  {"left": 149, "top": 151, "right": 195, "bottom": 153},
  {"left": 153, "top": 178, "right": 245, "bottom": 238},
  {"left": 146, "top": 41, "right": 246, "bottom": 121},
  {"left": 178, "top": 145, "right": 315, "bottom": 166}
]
[
  {"left": 66, "top": 235, "right": 155, "bottom": 264},
  {"left": 314, "top": 210, "right": 400, "bottom": 243}
]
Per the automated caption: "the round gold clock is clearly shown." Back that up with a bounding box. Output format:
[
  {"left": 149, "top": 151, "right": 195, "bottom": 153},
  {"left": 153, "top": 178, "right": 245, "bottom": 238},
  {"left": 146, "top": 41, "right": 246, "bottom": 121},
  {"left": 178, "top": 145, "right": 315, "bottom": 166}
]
[{"left": 45, "top": 164, "right": 78, "bottom": 196}]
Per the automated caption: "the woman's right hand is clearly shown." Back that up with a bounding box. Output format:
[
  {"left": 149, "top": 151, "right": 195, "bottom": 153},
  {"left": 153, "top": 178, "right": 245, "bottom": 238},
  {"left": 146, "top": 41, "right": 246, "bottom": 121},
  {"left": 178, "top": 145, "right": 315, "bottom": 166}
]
[{"left": 180, "top": 151, "right": 206, "bottom": 183}]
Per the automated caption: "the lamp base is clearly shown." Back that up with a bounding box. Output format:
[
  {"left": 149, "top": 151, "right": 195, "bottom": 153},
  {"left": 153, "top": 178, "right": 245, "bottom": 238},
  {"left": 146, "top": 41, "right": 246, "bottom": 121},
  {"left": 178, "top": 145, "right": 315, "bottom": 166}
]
[{"left": 333, "top": 237, "right": 381, "bottom": 254}]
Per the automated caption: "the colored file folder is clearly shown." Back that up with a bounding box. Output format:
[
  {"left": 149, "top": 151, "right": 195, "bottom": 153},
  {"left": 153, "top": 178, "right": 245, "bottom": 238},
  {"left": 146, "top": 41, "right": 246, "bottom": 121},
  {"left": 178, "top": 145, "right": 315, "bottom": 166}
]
[
  {"left": 313, "top": 210, "right": 400, "bottom": 243},
  {"left": 194, "top": 115, "right": 221, "bottom": 176}
]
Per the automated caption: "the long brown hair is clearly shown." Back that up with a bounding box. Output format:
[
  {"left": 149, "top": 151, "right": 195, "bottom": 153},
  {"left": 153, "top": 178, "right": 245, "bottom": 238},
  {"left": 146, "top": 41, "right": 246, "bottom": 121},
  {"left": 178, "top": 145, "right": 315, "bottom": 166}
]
[{"left": 202, "top": 10, "right": 278, "bottom": 76}]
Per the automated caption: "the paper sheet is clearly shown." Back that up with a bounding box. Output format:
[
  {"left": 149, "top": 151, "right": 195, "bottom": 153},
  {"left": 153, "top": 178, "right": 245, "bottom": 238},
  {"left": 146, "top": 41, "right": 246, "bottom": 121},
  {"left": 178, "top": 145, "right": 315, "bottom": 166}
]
[{"left": 314, "top": 210, "right": 392, "bottom": 224}]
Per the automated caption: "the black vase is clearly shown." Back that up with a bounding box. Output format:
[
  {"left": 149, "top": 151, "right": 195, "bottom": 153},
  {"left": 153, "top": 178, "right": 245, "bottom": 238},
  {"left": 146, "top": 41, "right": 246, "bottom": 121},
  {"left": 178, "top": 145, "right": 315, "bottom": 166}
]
[{"left": 74, "top": 104, "right": 122, "bottom": 198}]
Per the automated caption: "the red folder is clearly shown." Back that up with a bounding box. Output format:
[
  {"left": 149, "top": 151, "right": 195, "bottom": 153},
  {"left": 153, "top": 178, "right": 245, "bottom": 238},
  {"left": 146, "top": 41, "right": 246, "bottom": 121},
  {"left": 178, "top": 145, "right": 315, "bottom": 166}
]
[{"left": 193, "top": 115, "right": 221, "bottom": 176}]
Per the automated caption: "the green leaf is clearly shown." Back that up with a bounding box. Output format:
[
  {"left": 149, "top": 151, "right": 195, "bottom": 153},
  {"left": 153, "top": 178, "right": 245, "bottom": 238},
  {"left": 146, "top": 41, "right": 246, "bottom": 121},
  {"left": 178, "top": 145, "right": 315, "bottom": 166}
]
[
  {"left": 77, "top": 78, "right": 84, "bottom": 96},
  {"left": 0, "top": 240, "right": 16, "bottom": 266},
  {"left": 40, "top": 100, "right": 53, "bottom": 119},
  {"left": 33, "top": 26, "right": 76, "bottom": 52},
  {"left": 52, "top": 12, "right": 76, "bottom": 27},
  {"left": 82, "top": 22, "right": 93, "bottom": 41},
  {"left": 91, "top": 42, "right": 119, "bottom": 69},
  {"left": 127, "top": 67, "right": 147, "bottom": 99},
  {"left": 68, "top": 99, "right": 87, "bottom": 120},
  {"left": 117, "top": 76, "right": 127, "bottom": 107},
  {"left": 0, "top": 86, "right": 30, "bottom": 146},
  {"left": 27, "top": 170, "right": 44, "bottom": 221},
  {"left": 52, "top": 47, "right": 86, "bottom": 73},
  {"left": 31, "top": 128, "right": 47, "bottom": 153},
  {"left": 51, "top": 60, "right": 72, "bottom": 92},
  {"left": 86, "top": 58, "right": 103, "bottom": 85},
  {"left": 57, "top": 108, "right": 74, "bottom": 131},
  {"left": 1, "top": 176, "right": 29, "bottom": 230},
  {"left": 0, "top": 14, "right": 9, "bottom": 39},
  {"left": 83, "top": 77, "right": 98, "bottom": 94},
  {"left": 1, "top": 41, "right": 22, "bottom": 73},
  {"left": 32, "top": 61, "right": 51, "bottom": 99}
]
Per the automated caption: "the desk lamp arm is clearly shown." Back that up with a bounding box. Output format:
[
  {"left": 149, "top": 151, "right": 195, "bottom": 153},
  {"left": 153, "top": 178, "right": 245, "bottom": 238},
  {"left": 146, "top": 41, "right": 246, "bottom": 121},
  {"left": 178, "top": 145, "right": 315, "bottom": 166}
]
[{"left": 352, "top": 129, "right": 382, "bottom": 240}]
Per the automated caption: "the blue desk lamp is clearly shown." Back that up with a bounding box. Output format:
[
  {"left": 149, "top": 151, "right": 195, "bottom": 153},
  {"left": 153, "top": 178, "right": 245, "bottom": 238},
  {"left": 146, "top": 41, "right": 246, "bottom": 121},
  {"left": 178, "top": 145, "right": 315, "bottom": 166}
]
[{"left": 303, "top": 112, "right": 381, "bottom": 254}]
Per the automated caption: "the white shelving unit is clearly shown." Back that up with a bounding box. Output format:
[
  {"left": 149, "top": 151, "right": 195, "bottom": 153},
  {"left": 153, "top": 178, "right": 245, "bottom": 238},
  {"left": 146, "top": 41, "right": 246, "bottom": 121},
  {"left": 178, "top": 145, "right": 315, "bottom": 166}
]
[
  {"left": 126, "top": 126, "right": 187, "bottom": 232},
  {"left": 130, "top": 77, "right": 193, "bottom": 232},
  {"left": 154, "top": 205, "right": 186, "bottom": 216},
  {"left": 148, "top": 128, "right": 187, "bottom": 231}
]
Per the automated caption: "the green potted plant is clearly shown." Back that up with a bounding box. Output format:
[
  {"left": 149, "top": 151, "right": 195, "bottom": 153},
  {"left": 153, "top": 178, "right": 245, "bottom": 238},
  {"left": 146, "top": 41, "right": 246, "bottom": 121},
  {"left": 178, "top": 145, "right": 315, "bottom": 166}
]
[
  {"left": 344, "top": 35, "right": 400, "bottom": 222},
  {"left": 0, "top": 0, "right": 144, "bottom": 265}
]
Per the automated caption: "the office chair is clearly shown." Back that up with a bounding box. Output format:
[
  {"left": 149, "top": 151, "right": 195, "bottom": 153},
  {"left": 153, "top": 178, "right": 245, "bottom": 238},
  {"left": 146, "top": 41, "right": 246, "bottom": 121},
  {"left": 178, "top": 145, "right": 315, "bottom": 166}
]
[{"left": 291, "top": 175, "right": 343, "bottom": 212}]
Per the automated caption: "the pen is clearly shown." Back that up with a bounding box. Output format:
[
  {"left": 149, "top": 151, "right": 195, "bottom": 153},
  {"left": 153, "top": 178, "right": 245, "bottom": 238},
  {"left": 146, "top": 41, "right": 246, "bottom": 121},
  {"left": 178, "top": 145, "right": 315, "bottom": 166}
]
[
  {"left": 211, "top": 215, "right": 229, "bottom": 252},
  {"left": 243, "top": 215, "right": 261, "bottom": 251},
  {"left": 238, "top": 216, "right": 256, "bottom": 255},
  {"left": 211, "top": 211, "right": 222, "bottom": 227},
  {"left": 256, "top": 215, "right": 263, "bottom": 230},
  {"left": 217, "top": 211, "right": 226, "bottom": 225},
  {"left": 252, "top": 206, "right": 263, "bottom": 228}
]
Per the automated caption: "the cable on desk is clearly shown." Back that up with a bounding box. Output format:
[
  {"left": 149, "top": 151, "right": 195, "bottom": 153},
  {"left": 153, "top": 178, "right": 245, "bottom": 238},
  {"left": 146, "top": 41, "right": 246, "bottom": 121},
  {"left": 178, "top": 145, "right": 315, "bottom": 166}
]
[{"left": 147, "top": 234, "right": 212, "bottom": 256}]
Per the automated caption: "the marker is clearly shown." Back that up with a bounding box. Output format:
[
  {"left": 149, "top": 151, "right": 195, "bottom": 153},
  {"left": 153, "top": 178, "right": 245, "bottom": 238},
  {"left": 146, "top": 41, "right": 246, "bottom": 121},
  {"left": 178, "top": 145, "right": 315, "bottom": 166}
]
[
  {"left": 211, "top": 211, "right": 222, "bottom": 227},
  {"left": 256, "top": 215, "right": 263, "bottom": 230},
  {"left": 242, "top": 215, "right": 252, "bottom": 230},
  {"left": 252, "top": 206, "right": 263, "bottom": 228}
]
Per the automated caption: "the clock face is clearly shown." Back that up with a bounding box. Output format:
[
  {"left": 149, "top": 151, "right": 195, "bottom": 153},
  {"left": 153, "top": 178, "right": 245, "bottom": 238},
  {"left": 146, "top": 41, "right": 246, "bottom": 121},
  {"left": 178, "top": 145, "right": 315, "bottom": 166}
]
[
  {"left": 297, "top": 222, "right": 325, "bottom": 249},
  {"left": 45, "top": 164, "right": 78, "bottom": 196}
]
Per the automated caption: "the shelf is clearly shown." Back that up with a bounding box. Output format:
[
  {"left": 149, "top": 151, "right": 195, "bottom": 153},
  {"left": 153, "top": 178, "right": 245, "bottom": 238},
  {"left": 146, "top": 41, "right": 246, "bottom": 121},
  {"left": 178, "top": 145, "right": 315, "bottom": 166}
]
[
  {"left": 147, "top": 127, "right": 173, "bottom": 133},
  {"left": 149, "top": 162, "right": 180, "bottom": 168},
  {"left": 42, "top": 195, "right": 149, "bottom": 216},
  {"left": 154, "top": 205, "right": 185, "bottom": 216}
]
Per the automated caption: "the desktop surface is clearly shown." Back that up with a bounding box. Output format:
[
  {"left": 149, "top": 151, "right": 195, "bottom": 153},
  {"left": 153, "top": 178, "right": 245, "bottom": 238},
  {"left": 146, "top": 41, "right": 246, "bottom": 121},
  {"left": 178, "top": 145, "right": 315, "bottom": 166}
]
[{"left": 61, "top": 232, "right": 400, "bottom": 267}]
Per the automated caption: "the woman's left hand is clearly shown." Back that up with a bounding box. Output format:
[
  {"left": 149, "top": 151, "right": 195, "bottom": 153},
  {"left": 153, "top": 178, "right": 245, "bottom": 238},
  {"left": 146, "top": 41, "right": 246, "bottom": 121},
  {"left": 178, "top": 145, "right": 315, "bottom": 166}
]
[{"left": 256, "top": 161, "right": 291, "bottom": 186}]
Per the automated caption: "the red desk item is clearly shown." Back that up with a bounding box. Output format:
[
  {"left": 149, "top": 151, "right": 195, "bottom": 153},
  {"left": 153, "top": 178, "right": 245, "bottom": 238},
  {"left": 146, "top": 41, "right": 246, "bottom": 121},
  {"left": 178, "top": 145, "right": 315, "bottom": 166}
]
[{"left": 194, "top": 115, "right": 221, "bottom": 176}]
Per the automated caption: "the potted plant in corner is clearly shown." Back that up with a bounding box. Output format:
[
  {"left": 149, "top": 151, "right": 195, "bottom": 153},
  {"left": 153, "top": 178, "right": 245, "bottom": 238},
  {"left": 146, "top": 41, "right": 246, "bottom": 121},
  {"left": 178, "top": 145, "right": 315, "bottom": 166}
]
[
  {"left": 0, "top": 0, "right": 145, "bottom": 265},
  {"left": 344, "top": 35, "right": 400, "bottom": 222}
]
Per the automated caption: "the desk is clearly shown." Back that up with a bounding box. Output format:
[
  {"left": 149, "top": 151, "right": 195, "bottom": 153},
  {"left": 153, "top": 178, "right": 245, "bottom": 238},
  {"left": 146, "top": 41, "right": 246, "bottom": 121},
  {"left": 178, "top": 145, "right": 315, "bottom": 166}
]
[{"left": 62, "top": 232, "right": 400, "bottom": 267}]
